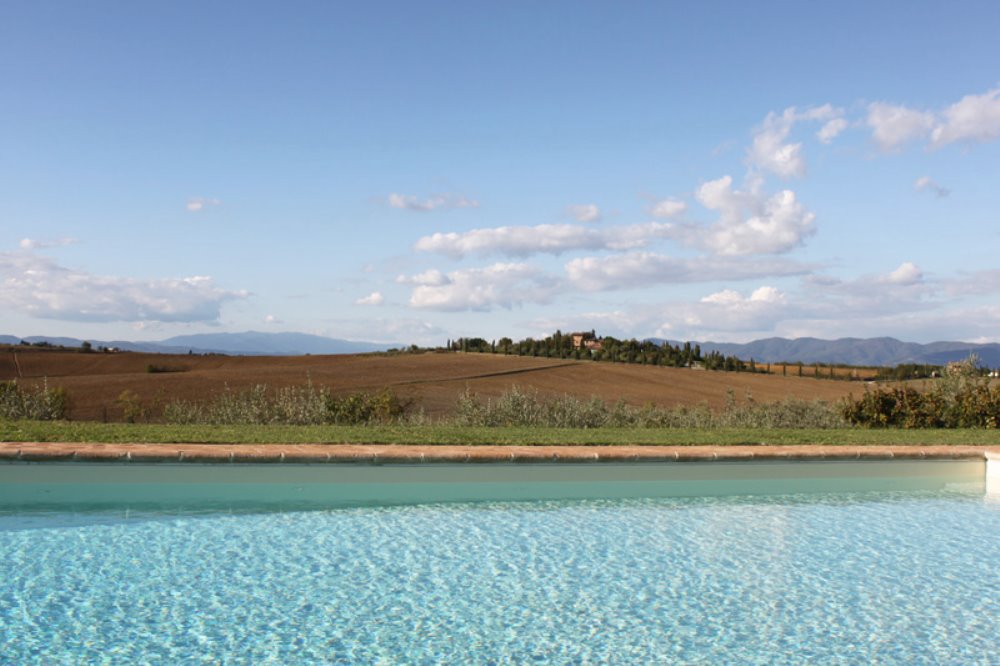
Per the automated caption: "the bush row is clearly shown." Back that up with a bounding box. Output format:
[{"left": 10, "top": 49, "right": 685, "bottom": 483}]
[
  {"left": 162, "top": 384, "right": 406, "bottom": 425},
  {"left": 455, "top": 386, "right": 846, "bottom": 429}
]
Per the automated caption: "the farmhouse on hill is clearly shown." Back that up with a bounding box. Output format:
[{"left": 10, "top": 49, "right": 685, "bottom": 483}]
[{"left": 571, "top": 332, "right": 603, "bottom": 352}]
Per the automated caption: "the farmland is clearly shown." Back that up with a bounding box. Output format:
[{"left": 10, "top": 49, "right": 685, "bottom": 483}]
[{"left": 2, "top": 347, "right": 873, "bottom": 422}]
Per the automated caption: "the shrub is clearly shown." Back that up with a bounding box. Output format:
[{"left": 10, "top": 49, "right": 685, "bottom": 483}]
[
  {"left": 841, "top": 354, "right": 1000, "bottom": 428},
  {"left": 0, "top": 380, "right": 68, "bottom": 420},
  {"left": 116, "top": 389, "right": 146, "bottom": 423}
]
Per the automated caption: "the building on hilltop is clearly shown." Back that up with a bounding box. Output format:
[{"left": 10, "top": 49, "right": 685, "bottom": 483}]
[{"left": 571, "top": 332, "right": 603, "bottom": 352}]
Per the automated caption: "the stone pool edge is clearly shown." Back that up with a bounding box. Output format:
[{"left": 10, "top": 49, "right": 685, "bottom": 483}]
[{"left": 1, "top": 443, "right": 998, "bottom": 464}]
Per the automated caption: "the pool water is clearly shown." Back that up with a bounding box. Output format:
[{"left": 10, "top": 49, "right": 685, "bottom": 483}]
[{"left": 1, "top": 468, "right": 997, "bottom": 663}]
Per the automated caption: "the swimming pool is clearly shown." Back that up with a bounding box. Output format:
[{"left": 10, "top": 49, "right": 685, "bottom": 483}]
[{"left": 2, "top": 460, "right": 997, "bottom": 663}]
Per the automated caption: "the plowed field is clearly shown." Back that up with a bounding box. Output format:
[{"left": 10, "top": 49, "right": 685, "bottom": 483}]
[{"left": 2, "top": 348, "right": 871, "bottom": 422}]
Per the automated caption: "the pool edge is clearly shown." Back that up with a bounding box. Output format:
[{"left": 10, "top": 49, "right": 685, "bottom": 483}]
[{"left": 1, "top": 442, "right": 998, "bottom": 464}]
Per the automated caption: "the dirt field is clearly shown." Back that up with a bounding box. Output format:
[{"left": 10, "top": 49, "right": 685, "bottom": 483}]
[{"left": 2, "top": 348, "right": 874, "bottom": 422}]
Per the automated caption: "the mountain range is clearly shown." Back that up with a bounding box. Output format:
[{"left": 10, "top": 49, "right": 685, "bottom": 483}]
[
  {"left": 0, "top": 331, "right": 397, "bottom": 356},
  {"left": 652, "top": 336, "right": 1000, "bottom": 368},
  {"left": 3, "top": 331, "right": 1000, "bottom": 367}
]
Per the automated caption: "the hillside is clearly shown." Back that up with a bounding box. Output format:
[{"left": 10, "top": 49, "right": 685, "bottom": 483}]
[
  {"left": 3, "top": 348, "right": 867, "bottom": 422},
  {"left": 654, "top": 337, "right": 1000, "bottom": 367}
]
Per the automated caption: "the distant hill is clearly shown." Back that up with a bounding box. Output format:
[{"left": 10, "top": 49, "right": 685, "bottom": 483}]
[
  {"left": 1, "top": 331, "right": 398, "bottom": 356},
  {"left": 6, "top": 331, "right": 1000, "bottom": 365},
  {"left": 649, "top": 336, "right": 1000, "bottom": 367}
]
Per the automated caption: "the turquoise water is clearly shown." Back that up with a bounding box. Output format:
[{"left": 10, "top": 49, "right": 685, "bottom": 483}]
[{"left": 1, "top": 467, "right": 998, "bottom": 663}]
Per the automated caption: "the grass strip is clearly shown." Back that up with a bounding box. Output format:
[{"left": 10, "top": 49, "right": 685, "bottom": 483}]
[{"left": 2, "top": 420, "right": 999, "bottom": 446}]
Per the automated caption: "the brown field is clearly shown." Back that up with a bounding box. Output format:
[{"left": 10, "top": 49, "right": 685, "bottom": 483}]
[{"left": 2, "top": 347, "right": 874, "bottom": 422}]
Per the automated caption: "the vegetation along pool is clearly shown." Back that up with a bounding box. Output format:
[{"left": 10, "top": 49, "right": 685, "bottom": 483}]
[{"left": 1, "top": 461, "right": 997, "bottom": 663}]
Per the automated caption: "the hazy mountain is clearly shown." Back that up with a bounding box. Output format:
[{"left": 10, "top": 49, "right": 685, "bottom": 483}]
[
  {"left": 2, "top": 331, "right": 398, "bottom": 356},
  {"left": 159, "top": 331, "right": 395, "bottom": 355},
  {"left": 651, "top": 336, "right": 1000, "bottom": 367},
  {"left": 6, "top": 331, "right": 1000, "bottom": 365}
]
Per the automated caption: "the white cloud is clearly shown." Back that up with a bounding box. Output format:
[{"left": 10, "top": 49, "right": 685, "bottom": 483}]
[
  {"left": 565, "top": 252, "right": 811, "bottom": 291},
  {"left": 567, "top": 203, "right": 601, "bottom": 223},
  {"left": 414, "top": 221, "right": 676, "bottom": 258},
  {"left": 747, "top": 109, "right": 805, "bottom": 178},
  {"left": 186, "top": 197, "right": 221, "bottom": 212},
  {"left": 886, "top": 261, "right": 923, "bottom": 286},
  {"left": 692, "top": 176, "right": 816, "bottom": 255},
  {"left": 395, "top": 269, "right": 450, "bottom": 286},
  {"left": 650, "top": 198, "right": 687, "bottom": 218},
  {"left": 19, "top": 237, "right": 78, "bottom": 250},
  {"left": 866, "top": 102, "right": 936, "bottom": 151},
  {"left": 656, "top": 286, "right": 796, "bottom": 338},
  {"left": 387, "top": 193, "right": 479, "bottom": 212},
  {"left": 817, "top": 117, "right": 848, "bottom": 144},
  {"left": 355, "top": 291, "right": 385, "bottom": 306},
  {"left": 930, "top": 87, "right": 1000, "bottom": 147},
  {"left": 0, "top": 251, "right": 247, "bottom": 322},
  {"left": 747, "top": 105, "right": 843, "bottom": 178},
  {"left": 701, "top": 286, "right": 785, "bottom": 305},
  {"left": 866, "top": 88, "right": 1000, "bottom": 151},
  {"left": 263, "top": 314, "right": 282, "bottom": 324},
  {"left": 913, "top": 176, "right": 950, "bottom": 198},
  {"left": 405, "top": 262, "right": 557, "bottom": 311}
]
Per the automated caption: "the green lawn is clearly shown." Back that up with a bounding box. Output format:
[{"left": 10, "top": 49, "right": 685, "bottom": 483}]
[{"left": 2, "top": 420, "right": 999, "bottom": 446}]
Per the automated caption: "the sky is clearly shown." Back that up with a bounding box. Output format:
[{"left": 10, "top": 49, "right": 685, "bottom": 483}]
[{"left": 2, "top": 1, "right": 1000, "bottom": 346}]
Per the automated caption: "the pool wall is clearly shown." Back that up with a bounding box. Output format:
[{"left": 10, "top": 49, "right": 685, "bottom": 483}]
[{"left": 0, "top": 458, "right": 989, "bottom": 508}]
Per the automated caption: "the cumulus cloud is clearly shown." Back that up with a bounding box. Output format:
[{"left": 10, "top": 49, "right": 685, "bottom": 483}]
[
  {"left": 690, "top": 176, "right": 816, "bottom": 255},
  {"left": 914, "top": 176, "right": 950, "bottom": 198},
  {"left": 866, "top": 88, "right": 1000, "bottom": 151},
  {"left": 886, "top": 261, "right": 923, "bottom": 286},
  {"left": 186, "top": 197, "right": 221, "bottom": 212},
  {"left": 19, "top": 237, "right": 78, "bottom": 250},
  {"left": 567, "top": 203, "right": 601, "bottom": 223},
  {"left": 0, "top": 251, "right": 247, "bottom": 322},
  {"left": 866, "top": 102, "right": 936, "bottom": 151},
  {"left": 414, "top": 222, "right": 676, "bottom": 259},
  {"left": 387, "top": 193, "right": 479, "bottom": 212},
  {"left": 930, "top": 87, "right": 1000, "bottom": 147},
  {"left": 404, "top": 263, "right": 557, "bottom": 311},
  {"left": 565, "top": 252, "right": 811, "bottom": 291},
  {"left": 263, "top": 314, "right": 282, "bottom": 324},
  {"left": 652, "top": 286, "right": 797, "bottom": 339},
  {"left": 701, "top": 286, "right": 785, "bottom": 305},
  {"left": 650, "top": 198, "right": 687, "bottom": 218},
  {"left": 817, "top": 117, "right": 848, "bottom": 144},
  {"left": 355, "top": 291, "right": 385, "bottom": 306},
  {"left": 395, "top": 269, "right": 450, "bottom": 286},
  {"left": 747, "top": 105, "right": 844, "bottom": 178}
]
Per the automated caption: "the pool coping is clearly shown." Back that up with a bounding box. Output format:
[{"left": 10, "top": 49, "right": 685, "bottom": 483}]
[{"left": 1, "top": 442, "right": 998, "bottom": 464}]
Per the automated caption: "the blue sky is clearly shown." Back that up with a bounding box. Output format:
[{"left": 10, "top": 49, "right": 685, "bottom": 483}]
[{"left": 2, "top": 1, "right": 999, "bottom": 345}]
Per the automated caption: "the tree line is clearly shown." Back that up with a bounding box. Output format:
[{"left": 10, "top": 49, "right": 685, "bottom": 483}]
[{"left": 443, "top": 331, "right": 759, "bottom": 372}]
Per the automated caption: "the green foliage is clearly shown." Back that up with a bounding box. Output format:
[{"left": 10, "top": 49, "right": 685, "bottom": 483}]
[
  {"left": 454, "top": 386, "right": 846, "bottom": 429},
  {"left": 163, "top": 384, "right": 407, "bottom": 426},
  {"left": 875, "top": 363, "right": 941, "bottom": 381},
  {"left": 116, "top": 389, "right": 146, "bottom": 423},
  {"left": 146, "top": 364, "right": 185, "bottom": 373},
  {"left": 841, "top": 355, "right": 1000, "bottom": 428},
  {"left": 0, "top": 380, "right": 67, "bottom": 420}
]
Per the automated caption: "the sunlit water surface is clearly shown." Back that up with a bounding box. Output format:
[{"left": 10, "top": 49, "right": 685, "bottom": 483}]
[{"left": 2, "top": 486, "right": 998, "bottom": 664}]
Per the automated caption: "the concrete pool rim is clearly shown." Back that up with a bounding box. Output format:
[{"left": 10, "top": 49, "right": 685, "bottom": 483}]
[{"left": 1, "top": 442, "right": 998, "bottom": 464}]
